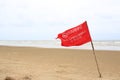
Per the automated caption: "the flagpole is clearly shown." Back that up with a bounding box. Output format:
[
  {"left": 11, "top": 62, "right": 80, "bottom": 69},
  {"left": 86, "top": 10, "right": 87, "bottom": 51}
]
[{"left": 91, "top": 41, "right": 102, "bottom": 78}]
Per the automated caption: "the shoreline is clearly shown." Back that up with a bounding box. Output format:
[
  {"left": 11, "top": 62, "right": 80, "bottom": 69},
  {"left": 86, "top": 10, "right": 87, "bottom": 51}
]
[
  {"left": 0, "top": 45, "right": 120, "bottom": 51},
  {"left": 0, "top": 40, "right": 120, "bottom": 51}
]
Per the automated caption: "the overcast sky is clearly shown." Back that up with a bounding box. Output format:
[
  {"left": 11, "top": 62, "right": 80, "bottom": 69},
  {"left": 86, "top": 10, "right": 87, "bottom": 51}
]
[{"left": 0, "top": 0, "right": 120, "bottom": 40}]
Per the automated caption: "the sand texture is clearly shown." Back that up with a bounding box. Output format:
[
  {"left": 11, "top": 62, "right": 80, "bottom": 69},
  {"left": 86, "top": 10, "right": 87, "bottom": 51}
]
[{"left": 0, "top": 46, "right": 120, "bottom": 80}]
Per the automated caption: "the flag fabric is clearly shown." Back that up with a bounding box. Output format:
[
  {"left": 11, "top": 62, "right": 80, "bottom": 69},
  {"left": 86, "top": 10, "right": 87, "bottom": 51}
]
[{"left": 57, "top": 21, "right": 92, "bottom": 46}]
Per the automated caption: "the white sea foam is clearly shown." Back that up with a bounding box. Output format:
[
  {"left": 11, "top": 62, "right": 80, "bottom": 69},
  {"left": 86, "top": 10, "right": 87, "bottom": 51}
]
[{"left": 0, "top": 40, "right": 120, "bottom": 51}]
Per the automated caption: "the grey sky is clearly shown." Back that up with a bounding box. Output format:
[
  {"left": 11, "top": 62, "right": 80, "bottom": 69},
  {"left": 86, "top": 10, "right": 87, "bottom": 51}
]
[{"left": 0, "top": 0, "right": 120, "bottom": 40}]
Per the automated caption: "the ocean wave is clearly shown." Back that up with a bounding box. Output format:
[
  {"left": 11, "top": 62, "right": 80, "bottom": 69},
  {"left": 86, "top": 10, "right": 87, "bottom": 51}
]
[{"left": 0, "top": 40, "right": 120, "bottom": 51}]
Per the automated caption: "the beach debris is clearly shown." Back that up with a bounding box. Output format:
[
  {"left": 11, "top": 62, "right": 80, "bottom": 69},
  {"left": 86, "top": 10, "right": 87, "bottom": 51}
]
[{"left": 4, "top": 76, "right": 16, "bottom": 80}]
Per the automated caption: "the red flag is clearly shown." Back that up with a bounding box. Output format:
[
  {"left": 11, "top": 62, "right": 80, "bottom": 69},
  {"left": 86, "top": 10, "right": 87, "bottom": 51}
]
[{"left": 57, "top": 21, "right": 92, "bottom": 46}]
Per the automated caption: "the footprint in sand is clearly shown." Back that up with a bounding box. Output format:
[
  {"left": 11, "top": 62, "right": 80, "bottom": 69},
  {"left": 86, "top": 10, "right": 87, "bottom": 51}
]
[
  {"left": 56, "top": 70, "right": 68, "bottom": 74},
  {"left": 55, "top": 64, "right": 70, "bottom": 74},
  {"left": 55, "top": 64, "right": 77, "bottom": 79},
  {"left": 56, "top": 75, "right": 73, "bottom": 80},
  {"left": 22, "top": 76, "right": 32, "bottom": 80},
  {"left": 4, "top": 75, "right": 32, "bottom": 80},
  {"left": 4, "top": 76, "right": 16, "bottom": 80}
]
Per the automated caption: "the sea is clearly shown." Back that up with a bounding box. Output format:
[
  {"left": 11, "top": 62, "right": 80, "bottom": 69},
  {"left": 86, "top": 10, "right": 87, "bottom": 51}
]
[{"left": 0, "top": 40, "right": 120, "bottom": 51}]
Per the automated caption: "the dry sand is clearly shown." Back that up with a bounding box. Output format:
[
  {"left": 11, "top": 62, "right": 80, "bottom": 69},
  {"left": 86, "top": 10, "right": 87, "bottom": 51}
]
[{"left": 0, "top": 46, "right": 120, "bottom": 80}]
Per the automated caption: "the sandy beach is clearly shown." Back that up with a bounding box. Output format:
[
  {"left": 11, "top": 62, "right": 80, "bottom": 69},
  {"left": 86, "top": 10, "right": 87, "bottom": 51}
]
[{"left": 0, "top": 46, "right": 120, "bottom": 80}]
